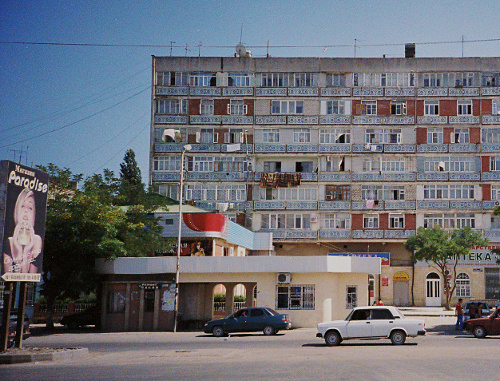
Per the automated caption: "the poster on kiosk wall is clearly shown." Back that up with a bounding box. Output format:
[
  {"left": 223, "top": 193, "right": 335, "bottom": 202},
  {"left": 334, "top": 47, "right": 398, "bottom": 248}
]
[{"left": 0, "top": 161, "right": 49, "bottom": 282}]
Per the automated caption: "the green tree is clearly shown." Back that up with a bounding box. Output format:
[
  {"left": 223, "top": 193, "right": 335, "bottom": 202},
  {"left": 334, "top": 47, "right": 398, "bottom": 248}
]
[
  {"left": 119, "top": 149, "right": 144, "bottom": 205},
  {"left": 39, "top": 163, "right": 171, "bottom": 328},
  {"left": 405, "top": 226, "right": 488, "bottom": 310}
]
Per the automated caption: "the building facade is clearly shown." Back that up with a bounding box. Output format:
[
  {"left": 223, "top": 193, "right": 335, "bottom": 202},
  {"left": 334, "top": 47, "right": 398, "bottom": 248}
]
[{"left": 149, "top": 55, "right": 500, "bottom": 311}]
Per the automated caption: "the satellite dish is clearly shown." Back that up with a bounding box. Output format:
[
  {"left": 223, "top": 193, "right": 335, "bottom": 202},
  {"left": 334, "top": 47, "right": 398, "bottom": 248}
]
[{"left": 236, "top": 43, "right": 246, "bottom": 57}]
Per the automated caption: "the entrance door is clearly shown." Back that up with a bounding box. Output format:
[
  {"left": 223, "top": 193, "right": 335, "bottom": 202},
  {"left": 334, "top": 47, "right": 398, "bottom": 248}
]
[
  {"left": 426, "top": 272, "right": 441, "bottom": 307},
  {"left": 393, "top": 281, "right": 409, "bottom": 306}
]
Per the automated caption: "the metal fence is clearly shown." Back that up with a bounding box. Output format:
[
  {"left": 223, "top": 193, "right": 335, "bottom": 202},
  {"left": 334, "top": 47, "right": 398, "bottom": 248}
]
[{"left": 214, "top": 301, "right": 245, "bottom": 312}]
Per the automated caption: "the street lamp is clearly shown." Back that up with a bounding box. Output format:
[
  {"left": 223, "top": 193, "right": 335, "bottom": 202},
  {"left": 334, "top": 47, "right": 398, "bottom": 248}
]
[{"left": 162, "top": 129, "right": 191, "bottom": 332}]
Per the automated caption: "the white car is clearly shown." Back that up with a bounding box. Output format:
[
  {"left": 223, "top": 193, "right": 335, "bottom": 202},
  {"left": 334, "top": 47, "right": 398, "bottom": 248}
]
[{"left": 317, "top": 306, "right": 426, "bottom": 346}]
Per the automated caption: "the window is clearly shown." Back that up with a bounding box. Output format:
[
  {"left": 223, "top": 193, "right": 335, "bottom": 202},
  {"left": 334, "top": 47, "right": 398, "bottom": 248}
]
[
  {"left": 185, "top": 184, "right": 246, "bottom": 202},
  {"left": 190, "top": 72, "right": 216, "bottom": 86},
  {"left": 455, "top": 273, "right": 471, "bottom": 297},
  {"left": 262, "top": 129, "right": 280, "bottom": 143},
  {"left": 293, "top": 128, "right": 311, "bottom": 143},
  {"left": 272, "top": 100, "right": 304, "bottom": 114},
  {"left": 296, "top": 161, "right": 313, "bottom": 173},
  {"left": 482, "top": 128, "right": 500, "bottom": 143},
  {"left": 391, "top": 101, "right": 407, "bottom": 115},
  {"left": 187, "top": 156, "right": 214, "bottom": 172},
  {"left": 319, "top": 129, "right": 351, "bottom": 144},
  {"left": 261, "top": 73, "right": 291, "bottom": 87},
  {"left": 321, "top": 156, "right": 345, "bottom": 172},
  {"left": 362, "top": 158, "right": 380, "bottom": 172},
  {"left": 482, "top": 72, "right": 500, "bottom": 87},
  {"left": 354, "top": 72, "right": 414, "bottom": 87},
  {"left": 325, "top": 185, "right": 351, "bottom": 201},
  {"left": 261, "top": 213, "right": 311, "bottom": 230},
  {"left": 320, "top": 213, "right": 351, "bottom": 229},
  {"left": 260, "top": 73, "right": 317, "bottom": 87},
  {"left": 326, "top": 74, "right": 345, "bottom": 87},
  {"left": 383, "top": 185, "right": 405, "bottom": 200},
  {"left": 224, "top": 129, "right": 244, "bottom": 144},
  {"left": 263, "top": 161, "right": 281, "bottom": 172},
  {"left": 424, "top": 157, "right": 476, "bottom": 172},
  {"left": 155, "top": 99, "right": 187, "bottom": 114},
  {"left": 363, "top": 214, "right": 379, "bottom": 229},
  {"left": 453, "top": 72, "right": 477, "bottom": 87},
  {"left": 198, "top": 128, "right": 218, "bottom": 144},
  {"left": 485, "top": 268, "right": 500, "bottom": 299},
  {"left": 107, "top": 292, "right": 125, "bottom": 313},
  {"left": 389, "top": 214, "right": 405, "bottom": 228},
  {"left": 427, "top": 128, "right": 443, "bottom": 144},
  {"left": 228, "top": 73, "right": 254, "bottom": 87},
  {"left": 200, "top": 99, "right": 214, "bottom": 115},
  {"left": 381, "top": 158, "right": 405, "bottom": 172},
  {"left": 423, "top": 184, "right": 474, "bottom": 200},
  {"left": 492, "top": 185, "right": 500, "bottom": 200},
  {"left": 346, "top": 286, "right": 357, "bottom": 309},
  {"left": 491, "top": 157, "right": 500, "bottom": 171},
  {"left": 493, "top": 100, "right": 500, "bottom": 116},
  {"left": 324, "top": 100, "right": 346, "bottom": 115},
  {"left": 458, "top": 100, "right": 472, "bottom": 115},
  {"left": 156, "top": 71, "right": 188, "bottom": 86},
  {"left": 144, "top": 290, "right": 155, "bottom": 312},
  {"left": 227, "top": 99, "right": 247, "bottom": 115},
  {"left": 452, "top": 128, "right": 470, "bottom": 143},
  {"left": 294, "top": 73, "right": 317, "bottom": 87},
  {"left": 154, "top": 156, "right": 180, "bottom": 171},
  {"left": 422, "top": 73, "right": 444, "bottom": 87},
  {"left": 424, "top": 101, "right": 439, "bottom": 115},
  {"left": 361, "top": 185, "right": 382, "bottom": 200},
  {"left": 365, "top": 128, "right": 402, "bottom": 144},
  {"left": 372, "top": 309, "right": 395, "bottom": 320},
  {"left": 261, "top": 186, "right": 317, "bottom": 202},
  {"left": 423, "top": 213, "right": 475, "bottom": 229},
  {"left": 359, "top": 101, "right": 377, "bottom": 115},
  {"left": 276, "top": 285, "right": 315, "bottom": 310},
  {"left": 217, "top": 156, "right": 250, "bottom": 173}
]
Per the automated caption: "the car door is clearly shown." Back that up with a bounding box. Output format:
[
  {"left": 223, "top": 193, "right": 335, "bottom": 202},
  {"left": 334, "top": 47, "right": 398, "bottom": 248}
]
[
  {"left": 488, "top": 310, "right": 500, "bottom": 334},
  {"left": 346, "top": 309, "right": 372, "bottom": 338},
  {"left": 224, "top": 309, "right": 249, "bottom": 332},
  {"left": 247, "top": 308, "right": 267, "bottom": 331},
  {"left": 370, "top": 308, "right": 395, "bottom": 337}
]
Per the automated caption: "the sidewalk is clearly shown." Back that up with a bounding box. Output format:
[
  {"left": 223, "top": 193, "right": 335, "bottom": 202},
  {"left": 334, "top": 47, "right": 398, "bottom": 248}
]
[{"left": 399, "top": 306, "right": 455, "bottom": 317}]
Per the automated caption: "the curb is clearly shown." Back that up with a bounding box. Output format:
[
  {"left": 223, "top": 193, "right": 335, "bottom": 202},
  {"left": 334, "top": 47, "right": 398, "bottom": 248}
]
[{"left": 0, "top": 347, "right": 89, "bottom": 365}]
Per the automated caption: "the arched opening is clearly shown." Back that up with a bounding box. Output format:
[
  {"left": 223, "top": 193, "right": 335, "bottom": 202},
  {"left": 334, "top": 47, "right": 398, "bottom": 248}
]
[
  {"left": 233, "top": 283, "right": 247, "bottom": 311},
  {"left": 213, "top": 284, "right": 226, "bottom": 318},
  {"left": 455, "top": 273, "right": 471, "bottom": 298},
  {"left": 426, "top": 272, "right": 441, "bottom": 307}
]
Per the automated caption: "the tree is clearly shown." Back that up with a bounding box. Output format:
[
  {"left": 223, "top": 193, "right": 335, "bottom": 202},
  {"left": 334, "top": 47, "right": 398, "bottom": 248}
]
[
  {"left": 405, "top": 226, "right": 488, "bottom": 310},
  {"left": 38, "top": 163, "right": 171, "bottom": 328},
  {"left": 119, "top": 149, "right": 144, "bottom": 205}
]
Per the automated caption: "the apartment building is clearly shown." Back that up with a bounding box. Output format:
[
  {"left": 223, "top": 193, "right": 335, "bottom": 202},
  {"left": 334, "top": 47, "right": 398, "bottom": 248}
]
[{"left": 149, "top": 53, "right": 500, "bottom": 311}]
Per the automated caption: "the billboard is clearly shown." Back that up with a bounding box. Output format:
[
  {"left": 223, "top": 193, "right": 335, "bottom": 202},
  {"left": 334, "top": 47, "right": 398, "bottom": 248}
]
[{"left": 1, "top": 161, "right": 49, "bottom": 282}]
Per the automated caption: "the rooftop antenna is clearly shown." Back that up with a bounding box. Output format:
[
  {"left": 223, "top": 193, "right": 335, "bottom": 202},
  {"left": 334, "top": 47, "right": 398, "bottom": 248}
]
[
  {"left": 354, "top": 39, "right": 358, "bottom": 58},
  {"left": 170, "top": 41, "right": 175, "bottom": 56},
  {"left": 239, "top": 23, "right": 244, "bottom": 44},
  {"left": 461, "top": 35, "right": 465, "bottom": 57},
  {"left": 198, "top": 42, "right": 202, "bottom": 57}
]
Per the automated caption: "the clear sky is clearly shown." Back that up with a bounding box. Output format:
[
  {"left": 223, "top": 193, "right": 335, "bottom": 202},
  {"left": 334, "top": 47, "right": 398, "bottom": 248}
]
[{"left": 1, "top": 0, "right": 499, "bottom": 185}]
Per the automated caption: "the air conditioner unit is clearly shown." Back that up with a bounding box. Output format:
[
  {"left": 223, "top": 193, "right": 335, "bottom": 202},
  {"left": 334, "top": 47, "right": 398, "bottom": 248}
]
[
  {"left": 277, "top": 273, "right": 291, "bottom": 284},
  {"left": 310, "top": 217, "right": 318, "bottom": 223},
  {"left": 495, "top": 201, "right": 500, "bottom": 206}
]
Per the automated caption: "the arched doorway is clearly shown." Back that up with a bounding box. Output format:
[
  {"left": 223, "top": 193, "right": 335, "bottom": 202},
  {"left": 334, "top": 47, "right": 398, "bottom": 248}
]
[
  {"left": 426, "top": 272, "right": 441, "bottom": 306},
  {"left": 213, "top": 284, "right": 226, "bottom": 318}
]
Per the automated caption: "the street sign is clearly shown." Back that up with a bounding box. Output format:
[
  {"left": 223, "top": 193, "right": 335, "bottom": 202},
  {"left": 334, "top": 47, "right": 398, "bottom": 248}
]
[{"left": 1, "top": 273, "right": 41, "bottom": 282}]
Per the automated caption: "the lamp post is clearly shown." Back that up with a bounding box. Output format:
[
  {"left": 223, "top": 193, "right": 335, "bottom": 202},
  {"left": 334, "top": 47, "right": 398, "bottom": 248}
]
[{"left": 162, "top": 129, "right": 191, "bottom": 332}]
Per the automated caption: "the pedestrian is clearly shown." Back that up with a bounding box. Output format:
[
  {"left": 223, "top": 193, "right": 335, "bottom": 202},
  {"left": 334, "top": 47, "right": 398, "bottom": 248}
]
[
  {"left": 377, "top": 299, "right": 384, "bottom": 306},
  {"left": 495, "top": 298, "right": 500, "bottom": 311},
  {"left": 455, "top": 298, "right": 464, "bottom": 330},
  {"left": 477, "top": 303, "right": 483, "bottom": 319}
]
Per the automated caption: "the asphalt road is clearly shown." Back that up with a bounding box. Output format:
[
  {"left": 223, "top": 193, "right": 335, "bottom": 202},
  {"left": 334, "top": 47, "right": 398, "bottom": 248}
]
[{"left": 2, "top": 316, "right": 500, "bottom": 381}]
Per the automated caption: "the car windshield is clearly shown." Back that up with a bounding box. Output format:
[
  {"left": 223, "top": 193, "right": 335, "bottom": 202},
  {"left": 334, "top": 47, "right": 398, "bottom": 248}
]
[{"left": 263, "top": 308, "right": 279, "bottom": 316}]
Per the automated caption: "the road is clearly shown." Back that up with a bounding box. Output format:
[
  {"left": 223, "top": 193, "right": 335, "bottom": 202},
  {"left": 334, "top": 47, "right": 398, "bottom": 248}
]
[{"left": 2, "top": 316, "right": 500, "bottom": 381}]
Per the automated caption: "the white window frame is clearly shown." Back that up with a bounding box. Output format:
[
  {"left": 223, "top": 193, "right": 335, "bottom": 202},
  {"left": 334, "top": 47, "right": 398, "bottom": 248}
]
[
  {"left": 451, "top": 128, "right": 470, "bottom": 143},
  {"left": 391, "top": 101, "right": 407, "bottom": 115},
  {"left": 227, "top": 99, "right": 247, "bottom": 115},
  {"left": 319, "top": 129, "right": 350, "bottom": 144},
  {"left": 427, "top": 128, "right": 443, "bottom": 144},
  {"left": 153, "top": 156, "right": 180, "bottom": 171},
  {"left": 262, "top": 129, "right": 280, "bottom": 143},
  {"left": 346, "top": 285, "right": 357, "bottom": 309},
  {"left": 389, "top": 214, "right": 405, "bottom": 229},
  {"left": 455, "top": 273, "right": 471, "bottom": 297},
  {"left": 293, "top": 128, "right": 311, "bottom": 143},
  {"left": 458, "top": 100, "right": 473, "bottom": 115},
  {"left": 155, "top": 99, "right": 188, "bottom": 114},
  {"left": 228, "top": 73, "right": 254, "bottom": 87},
  {"left": 363, "top": 214, "right": 379, "bottom": 229},
  {"left": 200, "top": 99, "right": 214, "bottom": 115},
  {"left": 190, "top": 72, "right": 216, "bottom": 87},
  {"left": 482, "top": 128, "right": 500, "bottom": 144},
  {"left": 272, "top": 100, "right": 304, "bottom": 114},
  {"left": 320, "top": 213, "right": 351, "bottom": 229},
  {"left": 424, "top": 100, "right": 440, "bottom": 115},
  {"left": 326, "top": 74, "right": 345, "bottom": 87}
]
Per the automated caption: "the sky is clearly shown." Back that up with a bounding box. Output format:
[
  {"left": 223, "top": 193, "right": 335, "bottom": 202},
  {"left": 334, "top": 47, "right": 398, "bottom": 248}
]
[{"left": 1, "top": 0, "right": 499, "bottom": 186}]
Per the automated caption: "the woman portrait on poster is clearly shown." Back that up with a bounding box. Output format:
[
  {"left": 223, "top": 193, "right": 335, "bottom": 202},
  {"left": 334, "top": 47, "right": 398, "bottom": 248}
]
[{"left": 2, "top": 188, "right": 42, "bottom": 274}]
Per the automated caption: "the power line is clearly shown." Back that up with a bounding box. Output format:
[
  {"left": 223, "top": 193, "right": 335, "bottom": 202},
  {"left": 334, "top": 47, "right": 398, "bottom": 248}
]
[
  {"left": 1, "top": 38, "right": 499, "bottom": 50},
  {"left": 0, "top": 86, "right": 151, "bottom": 149}
]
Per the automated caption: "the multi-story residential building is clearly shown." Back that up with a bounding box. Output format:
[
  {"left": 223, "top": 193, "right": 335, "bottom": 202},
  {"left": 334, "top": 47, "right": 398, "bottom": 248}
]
[{"left": 149, "top": 53, "right": 500, "bottom": 316}]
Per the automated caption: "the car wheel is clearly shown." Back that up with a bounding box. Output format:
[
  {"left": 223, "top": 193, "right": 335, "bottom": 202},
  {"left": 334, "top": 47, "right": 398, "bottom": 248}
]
[
  {"left": 212, "top": 326, "right": 225, "bottom": 337},
  {"left": 263, "top": 325, "right": 275, "bottom": 335},
  {"left": 324, "top": 331, "right": 341, "bottom": 346},
  {"left": 390, "top": 330, "right": 406, "bottom": 345},
  {"left": 472, "top": 325, "right": 487, "bottom": 338},
  {"left": 68, "top": 321, "right": 79, "bottom": 330}
]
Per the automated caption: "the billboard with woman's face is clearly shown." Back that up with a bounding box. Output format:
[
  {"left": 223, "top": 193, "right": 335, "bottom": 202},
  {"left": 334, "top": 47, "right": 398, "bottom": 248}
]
[{"left": 1, "top": 161, "right": 49, "bottom": 281}]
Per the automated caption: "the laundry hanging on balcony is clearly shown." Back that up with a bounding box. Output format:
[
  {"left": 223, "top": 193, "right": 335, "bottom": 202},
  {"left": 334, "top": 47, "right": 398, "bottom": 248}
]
[{"left": 259, "top": 173, "right": 301, "bottom": 188}]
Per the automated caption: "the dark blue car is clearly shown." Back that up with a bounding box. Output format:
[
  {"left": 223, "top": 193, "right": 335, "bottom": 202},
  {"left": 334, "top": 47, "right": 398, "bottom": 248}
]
[{"left": 203, "top": 307, "right": 291, "bottom": 337}]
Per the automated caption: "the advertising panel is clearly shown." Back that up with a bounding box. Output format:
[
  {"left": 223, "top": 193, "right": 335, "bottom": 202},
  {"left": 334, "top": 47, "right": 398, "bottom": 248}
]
[{"left": 1, "top": 161, "right": 49, "bottom": 282}]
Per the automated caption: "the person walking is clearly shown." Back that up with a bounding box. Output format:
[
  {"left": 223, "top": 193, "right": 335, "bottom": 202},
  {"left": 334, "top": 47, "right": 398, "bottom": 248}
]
[{"left": 455, "top": 298, "right": 464, "bottom": 331}]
